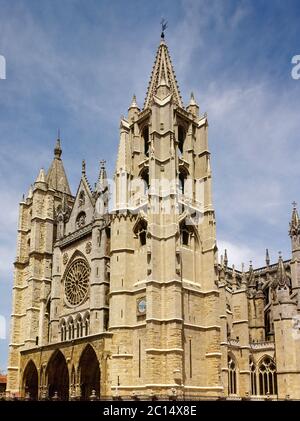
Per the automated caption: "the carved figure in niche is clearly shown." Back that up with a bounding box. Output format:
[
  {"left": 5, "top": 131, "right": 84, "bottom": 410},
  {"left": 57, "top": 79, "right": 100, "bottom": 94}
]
[
  {"left": 79, "top": 191, "right": 85, "bottom": 207},
  {"left": 76, "top": 212, "right": 86, "bottom": 229}
]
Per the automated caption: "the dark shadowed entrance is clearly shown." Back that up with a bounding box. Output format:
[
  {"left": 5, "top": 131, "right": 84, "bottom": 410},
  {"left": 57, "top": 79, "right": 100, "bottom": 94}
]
[
  {"left": 23, "top": 360, "right": 38, "bottom": 400},
  {"left": 79, "top": 345, "right": 100, "bottom": 400},
  {"left": 46, "top": 350, "right": 69, "bottom": 400}
]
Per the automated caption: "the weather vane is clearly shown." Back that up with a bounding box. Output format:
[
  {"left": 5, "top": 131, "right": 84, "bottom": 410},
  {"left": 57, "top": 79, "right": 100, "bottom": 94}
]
[{"left": 161, "top": 18, "right": 168, "bottom": 39}]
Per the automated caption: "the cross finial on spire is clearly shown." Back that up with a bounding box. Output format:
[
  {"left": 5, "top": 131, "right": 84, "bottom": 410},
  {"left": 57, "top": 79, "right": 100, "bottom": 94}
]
[
  {"left": 160, "top": 18, "right": 168, "bottom": 39},
  {"left": 82, "top": 159, "right": 86, "bottom": 175},
  {"left": 100, "top": 159, "right": 106, "bottom": 169},
  {"left": 278, "top": 250, "right": 282, "bottom": 259},
  {"left": 293, "top": 201, "right": 297, "bottom": 209}
]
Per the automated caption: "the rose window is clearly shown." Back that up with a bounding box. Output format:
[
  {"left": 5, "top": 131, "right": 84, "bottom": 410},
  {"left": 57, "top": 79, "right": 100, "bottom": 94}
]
[{"left": 64, "top": 259, "right": 90, "bottom": 306}]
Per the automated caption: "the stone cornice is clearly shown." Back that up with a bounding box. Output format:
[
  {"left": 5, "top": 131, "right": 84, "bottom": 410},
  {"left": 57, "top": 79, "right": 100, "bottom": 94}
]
[{"left": 55, "top": 223, "right": 93, "bottom": 248}]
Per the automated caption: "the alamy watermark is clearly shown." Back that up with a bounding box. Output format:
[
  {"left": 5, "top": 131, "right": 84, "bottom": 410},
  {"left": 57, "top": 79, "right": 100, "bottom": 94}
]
[
  {"left": 0, "top": 315, "right": 6, "bottom": 339},
  {"left": 95, "top": 176, "right": 205, "bottom": 226},
  {"left": 0, "top": 55, "right": 6, "bottom": 80},
  {"left": 291, "top": 55, "right": 300, "bottom": 80}
]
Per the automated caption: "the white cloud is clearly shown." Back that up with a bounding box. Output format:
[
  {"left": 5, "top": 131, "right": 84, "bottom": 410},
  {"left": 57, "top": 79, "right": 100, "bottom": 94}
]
[{"left": 217, "top": 239, "right": 266, "bottom": 269}]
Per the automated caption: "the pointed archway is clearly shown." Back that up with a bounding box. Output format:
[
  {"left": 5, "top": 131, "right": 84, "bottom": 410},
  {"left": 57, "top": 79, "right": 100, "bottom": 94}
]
[
  {"left": 46, "top": 350, "right": 69, "bottom": 400},
  {"left": 78, "top": 345, "right": 100, "bottom": 400},
  {"left": 23, "top": 360, "right": 38, "bottom": 400}
]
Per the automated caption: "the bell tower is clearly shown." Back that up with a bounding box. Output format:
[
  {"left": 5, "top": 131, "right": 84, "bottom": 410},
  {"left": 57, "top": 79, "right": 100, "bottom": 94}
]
[{"left": 109, "top": 34, "right": 222, "bottom": 398}]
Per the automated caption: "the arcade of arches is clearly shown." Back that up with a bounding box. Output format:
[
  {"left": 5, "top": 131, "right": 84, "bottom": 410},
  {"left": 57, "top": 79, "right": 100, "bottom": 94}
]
[
  {"left": 21, "top": 345, "right": 101, "bottom": 401},
  {"left": 228, "top": 354, "right": 278, "bottom": 397}
]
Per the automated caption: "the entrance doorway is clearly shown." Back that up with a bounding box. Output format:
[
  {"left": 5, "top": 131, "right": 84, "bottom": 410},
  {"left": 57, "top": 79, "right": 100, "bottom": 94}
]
[
  {"left": 79, "top": 345, "right": 100, "bottom": 400},
  {"left": 46, "top": 350, "right": 69, "bottom": 400},
  {"left": 23, "top": 360, "right": 38, "bottom": 400}
]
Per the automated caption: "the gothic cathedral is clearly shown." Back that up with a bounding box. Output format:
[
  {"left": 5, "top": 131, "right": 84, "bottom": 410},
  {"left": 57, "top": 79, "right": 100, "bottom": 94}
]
[{"left": 6, "top": 35, "right": 300, "bottom": 400}]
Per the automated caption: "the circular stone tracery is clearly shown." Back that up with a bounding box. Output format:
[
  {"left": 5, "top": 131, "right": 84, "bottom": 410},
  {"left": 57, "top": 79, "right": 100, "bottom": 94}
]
[{"left": 64, "top": 259, "right": 90, "bottom": 306}]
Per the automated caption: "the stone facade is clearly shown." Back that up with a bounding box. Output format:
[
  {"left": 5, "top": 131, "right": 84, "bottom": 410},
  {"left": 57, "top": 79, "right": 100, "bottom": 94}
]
[{"left": 6, "top": 36, "right": 300, "bottom": 400}]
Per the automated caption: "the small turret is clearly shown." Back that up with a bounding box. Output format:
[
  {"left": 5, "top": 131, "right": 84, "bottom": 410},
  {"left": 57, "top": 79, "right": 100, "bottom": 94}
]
[
  {"left": 128, "top": 94, "right": 140, "bottom": 121},
  {"left": 187, "top": 92, "right": 199, "bottom": 117}
]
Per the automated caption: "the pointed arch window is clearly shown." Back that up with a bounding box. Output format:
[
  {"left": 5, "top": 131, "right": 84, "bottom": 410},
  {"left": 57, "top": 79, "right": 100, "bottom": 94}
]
[
  {"left": 264, "top": 310, "right": 274, "bottom": 340},
  {"left": 228, "top": 355, "right": 237, "bottom": 395},
  {"left": 140, "top": 169, "right": 149, "bottom": 196},
  {"left": 178, "top": 125, "right": 186, "bottom": 157},
  {"left": 142, "top": 126, "right": 149, "bottom": 157},
  {"left": 135, "top": 220, "right": 147, "bottom": 247},
  {"left": 180, "top": 221, "right": 191, "bottom": 247},
  {"left": 179, "top": 170, "right": 188, "bottom": 196},
  {"left": 258, "top": 357, "right": 277, "bottom": 396}
]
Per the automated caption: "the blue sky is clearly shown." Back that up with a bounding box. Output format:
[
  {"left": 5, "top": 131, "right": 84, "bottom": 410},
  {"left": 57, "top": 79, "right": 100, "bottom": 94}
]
[{"left": 1, "top": 0, "right": 300, "bottom": 370}]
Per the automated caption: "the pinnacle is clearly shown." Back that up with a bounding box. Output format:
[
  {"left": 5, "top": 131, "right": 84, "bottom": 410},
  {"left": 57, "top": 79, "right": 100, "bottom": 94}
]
[
  {"left": 189, "top": 92, "right": 197, "bottom": 106},
  {"left": 129, "top": 94, "right": 139, "bottom": 110},
  {"left": 36, "top": 168, "right": 46, "bottom": 183}
]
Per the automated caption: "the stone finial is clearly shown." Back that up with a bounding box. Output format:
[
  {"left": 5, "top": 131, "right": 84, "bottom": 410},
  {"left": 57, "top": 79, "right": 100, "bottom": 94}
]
[
  {"left": 27, "top": 185, "right": 33, "bottom": 199},
  {"left": 128, "top": 94, "right": 139, "bottom": 110},
  {"left": 224, "top": 249, "right": 228, "bottom": 267},
  {"left": 189, "top": 92, "right": 197, "bottom": 106},
  {"left": 36, "top": 168, "right": 46, "bottom": 183},
  {"left": 266, "top": 248, "right": 270, "bottom": 266}
]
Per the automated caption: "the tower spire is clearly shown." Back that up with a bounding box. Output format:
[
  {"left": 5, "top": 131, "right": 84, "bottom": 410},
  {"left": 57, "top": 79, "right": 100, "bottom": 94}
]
[
  {"left": 46, "top": 134, "right": 71, "bottom": 194},
  {"left": 143, "top": 37, "right": 183, "bottom": 109}
]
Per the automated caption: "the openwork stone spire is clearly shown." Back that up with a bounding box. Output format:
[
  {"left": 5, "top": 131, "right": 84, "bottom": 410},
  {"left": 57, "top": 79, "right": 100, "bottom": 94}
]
[
  {"left": 46, "top": 135, "right": 71, "bottom": 195},
  {"left": 143, "top": 39, "right": 183, "bottom": 109}
]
